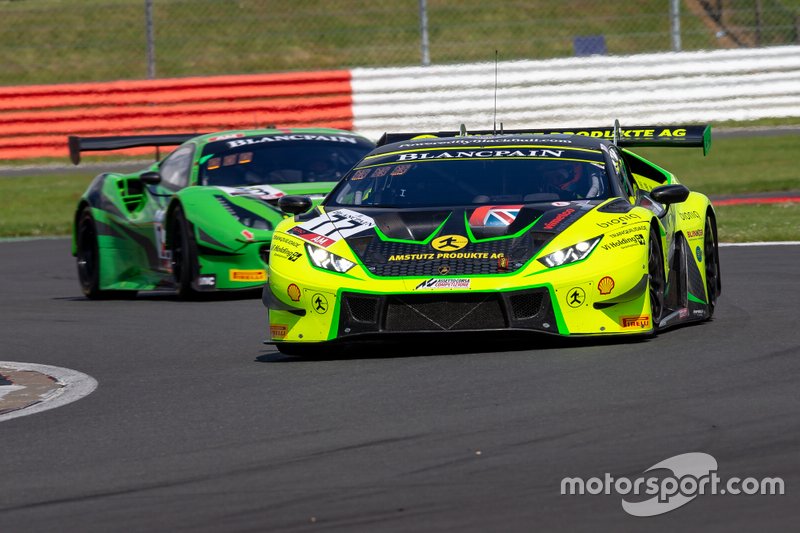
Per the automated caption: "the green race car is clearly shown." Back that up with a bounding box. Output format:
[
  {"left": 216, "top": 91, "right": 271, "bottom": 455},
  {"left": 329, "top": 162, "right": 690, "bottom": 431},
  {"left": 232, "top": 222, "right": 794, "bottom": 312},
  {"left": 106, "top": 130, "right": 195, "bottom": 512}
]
[
  {"left": 262, "top": 124, "right": 721, "bottom": 354},
  {"left": 70, "top": 128, "right": 375, "bottom": 298}
]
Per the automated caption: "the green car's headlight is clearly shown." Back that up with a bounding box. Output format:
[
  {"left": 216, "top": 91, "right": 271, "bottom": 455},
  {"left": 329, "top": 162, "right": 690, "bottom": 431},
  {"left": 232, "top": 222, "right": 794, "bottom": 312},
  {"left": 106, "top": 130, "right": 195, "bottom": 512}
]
[
  {"left": 305, "top": 243, "right": 356, "bottom": 273},
  {"left": 538, "top": 236, "right": 603, "bottom": 268}
]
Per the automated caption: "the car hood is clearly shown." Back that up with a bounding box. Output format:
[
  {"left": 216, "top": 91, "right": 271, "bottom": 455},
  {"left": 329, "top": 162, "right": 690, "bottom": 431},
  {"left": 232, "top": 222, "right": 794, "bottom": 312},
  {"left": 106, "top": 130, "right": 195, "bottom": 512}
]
[{"left": 289, "top": 201, "right": 601, "bottom": 277}]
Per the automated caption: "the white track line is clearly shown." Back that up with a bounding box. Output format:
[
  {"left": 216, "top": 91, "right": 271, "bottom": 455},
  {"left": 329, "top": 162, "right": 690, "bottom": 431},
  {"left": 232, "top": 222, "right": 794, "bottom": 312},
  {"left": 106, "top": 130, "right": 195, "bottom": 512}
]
[{"left": 0, "top": 362, "right": 98, "bottom": 423}]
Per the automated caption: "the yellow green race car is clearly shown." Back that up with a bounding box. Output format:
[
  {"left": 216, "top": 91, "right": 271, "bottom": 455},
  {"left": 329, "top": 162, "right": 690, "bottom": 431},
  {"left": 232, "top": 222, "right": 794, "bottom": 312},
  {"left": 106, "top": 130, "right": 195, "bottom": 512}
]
[{"left": 262, "top": 124, "right": 720, "bottom": 354}]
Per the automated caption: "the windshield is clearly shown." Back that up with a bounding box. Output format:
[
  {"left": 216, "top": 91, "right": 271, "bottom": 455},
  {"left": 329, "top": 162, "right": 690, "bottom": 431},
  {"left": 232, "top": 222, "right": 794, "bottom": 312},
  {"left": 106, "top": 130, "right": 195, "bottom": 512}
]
[
  {"left": 327, "top": 147, "right": 611, "bottom": 208},
  {"left": 199, "top": 139, "right": 371, "bottom": 187}
]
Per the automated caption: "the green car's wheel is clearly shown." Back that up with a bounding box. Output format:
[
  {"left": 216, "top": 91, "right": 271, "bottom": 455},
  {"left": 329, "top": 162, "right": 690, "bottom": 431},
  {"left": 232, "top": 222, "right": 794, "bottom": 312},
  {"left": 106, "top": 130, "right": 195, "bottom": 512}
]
[
  {"left": 647, "top": 223, "right": 666, "bottom": 332},
  {"left": 169, "top": 206, "right": 198, "bottom": 299},
  {"left": 76, "top": 207, "right": 136, "bottom": 299},
  {"left": 704, "top": 213, "right": 721, "bottom": 318}
]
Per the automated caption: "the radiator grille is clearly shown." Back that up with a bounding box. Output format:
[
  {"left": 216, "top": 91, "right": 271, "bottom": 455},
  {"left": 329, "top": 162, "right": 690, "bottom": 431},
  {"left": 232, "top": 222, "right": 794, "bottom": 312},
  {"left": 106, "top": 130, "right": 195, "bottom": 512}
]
[{"left": 384, "top": 293, "right": 506, "bottom": 331}]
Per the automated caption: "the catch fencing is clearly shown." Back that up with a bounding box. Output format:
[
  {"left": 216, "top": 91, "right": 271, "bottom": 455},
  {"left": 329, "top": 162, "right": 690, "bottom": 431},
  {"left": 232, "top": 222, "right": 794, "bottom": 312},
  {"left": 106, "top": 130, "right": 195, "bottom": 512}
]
[{"left": 2, "top": 0, "right": 799, "bottom": 85}]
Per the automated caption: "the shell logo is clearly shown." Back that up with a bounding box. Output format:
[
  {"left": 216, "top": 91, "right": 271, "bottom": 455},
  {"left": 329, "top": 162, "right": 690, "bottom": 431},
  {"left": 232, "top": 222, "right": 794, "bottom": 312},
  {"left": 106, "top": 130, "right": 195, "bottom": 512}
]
[
  {"left": 597, "top": 276, "right": 615, "bottom": 295},
  {"left": 287, "top": 283, "right": 301, "bottom": 301},
  {"left": 431, "top": 235, "right": 468, "bottom": 251}
]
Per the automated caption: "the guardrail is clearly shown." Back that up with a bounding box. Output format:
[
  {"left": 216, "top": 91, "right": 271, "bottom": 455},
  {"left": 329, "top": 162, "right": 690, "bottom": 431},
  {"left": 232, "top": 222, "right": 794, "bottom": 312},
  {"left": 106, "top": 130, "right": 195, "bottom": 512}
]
[
  {"left": 2, "top": 46, "right": 799, "bottom": 161},
  {"left": 352, "top": 45, "right": 800, "bottom": 140},
  {"left": 0, "top": 70, "right": 353, "bottom": 160}
]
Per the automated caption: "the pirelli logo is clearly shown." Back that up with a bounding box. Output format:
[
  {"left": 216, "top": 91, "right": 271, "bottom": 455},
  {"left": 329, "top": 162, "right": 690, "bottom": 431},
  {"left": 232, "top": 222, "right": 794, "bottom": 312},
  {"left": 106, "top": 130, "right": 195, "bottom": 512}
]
[
  {"left": 229, "top": 269, "right": 267, "bottom": 282},
  {"left": 620, "top": 315, "right": 651, "bottom": 329}
]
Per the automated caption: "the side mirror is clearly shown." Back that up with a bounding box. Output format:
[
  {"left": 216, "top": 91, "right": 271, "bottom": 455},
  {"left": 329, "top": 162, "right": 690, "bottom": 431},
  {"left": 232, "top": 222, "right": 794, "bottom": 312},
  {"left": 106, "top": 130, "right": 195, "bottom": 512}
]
[
  {"left": 278, "top": 195, "right": 313, "bottom": 215},
  {"left": 140, "top": 171, "right": 162, "bottom": 185},
  {"left": 650, "top": 184, "right": 690, "bottom": 205}
]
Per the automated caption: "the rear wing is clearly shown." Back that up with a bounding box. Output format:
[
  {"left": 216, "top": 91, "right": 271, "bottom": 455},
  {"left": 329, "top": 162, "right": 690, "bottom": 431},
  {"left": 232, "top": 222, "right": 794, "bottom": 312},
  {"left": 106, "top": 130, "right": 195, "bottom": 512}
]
[
  {"left": 377, "top": 124, "right": 712, "bottom": 156},
  {"left": 67, "top": 133, "right": 201, "bottom": 165}
]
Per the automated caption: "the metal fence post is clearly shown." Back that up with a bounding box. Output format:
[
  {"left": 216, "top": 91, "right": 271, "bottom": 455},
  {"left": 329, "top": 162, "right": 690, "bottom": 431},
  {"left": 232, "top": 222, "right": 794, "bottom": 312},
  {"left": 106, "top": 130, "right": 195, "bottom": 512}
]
[
  {"left": 419, "top": 0, "right": 430, "bottom": 66},
  {"left": 670, "top": 0, "right": 681, "bottom": 52},
  {"left": 145, "top": 0, "right": 156, "bottom": 79}
]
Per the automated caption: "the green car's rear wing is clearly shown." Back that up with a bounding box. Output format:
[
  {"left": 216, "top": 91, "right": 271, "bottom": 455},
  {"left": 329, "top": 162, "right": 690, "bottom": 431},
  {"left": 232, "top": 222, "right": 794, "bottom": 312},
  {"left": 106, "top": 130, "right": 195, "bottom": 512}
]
[
  {"left": 68, "top": 133, "right": 201, "bottom": 165},
  {"left": 377, "top": 124, "right": 712, "bottom": 156}
]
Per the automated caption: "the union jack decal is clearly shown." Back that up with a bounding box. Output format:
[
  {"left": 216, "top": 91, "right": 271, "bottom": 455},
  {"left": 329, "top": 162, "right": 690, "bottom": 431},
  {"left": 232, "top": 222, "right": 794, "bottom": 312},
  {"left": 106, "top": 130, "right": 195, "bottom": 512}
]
[{"left": 468, "top": 205, "right": 523, "bottom": 227}]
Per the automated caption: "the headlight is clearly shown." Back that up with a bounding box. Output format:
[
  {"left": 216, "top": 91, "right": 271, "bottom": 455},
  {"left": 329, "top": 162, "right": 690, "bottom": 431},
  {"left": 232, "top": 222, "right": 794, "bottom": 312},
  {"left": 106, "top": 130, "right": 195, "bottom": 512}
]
[
  {"left": 538, "top": 236, "right": 602, "bottom": 268},
  {"left": 305, "top": 243, "right": 355, "bottom": 273}
]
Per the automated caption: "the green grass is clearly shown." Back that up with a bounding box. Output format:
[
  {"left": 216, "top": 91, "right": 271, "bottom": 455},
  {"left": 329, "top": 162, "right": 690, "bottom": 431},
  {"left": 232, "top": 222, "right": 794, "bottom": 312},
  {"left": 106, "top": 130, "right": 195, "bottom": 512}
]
[
  {"left": 0, "top": 173, "right": 93, "bottom": 237},
  {"left": 716, "top": 203, "right": 800, "bottom": 242},
  {"left": 1, "top": 132, "right": 798, "bottom": 240},
  {"left": 633, "top": 133, "right": 800, "bottom": 195},
  {"left": 0, "top": 0, "right": 733, "bottom": 85}
]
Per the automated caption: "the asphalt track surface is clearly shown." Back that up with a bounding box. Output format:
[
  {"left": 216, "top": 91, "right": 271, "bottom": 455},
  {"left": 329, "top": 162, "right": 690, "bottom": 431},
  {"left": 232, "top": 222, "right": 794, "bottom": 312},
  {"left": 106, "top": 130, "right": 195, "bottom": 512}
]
[{"left": 0, "top": 238, "right": 798, "bottom": 532}]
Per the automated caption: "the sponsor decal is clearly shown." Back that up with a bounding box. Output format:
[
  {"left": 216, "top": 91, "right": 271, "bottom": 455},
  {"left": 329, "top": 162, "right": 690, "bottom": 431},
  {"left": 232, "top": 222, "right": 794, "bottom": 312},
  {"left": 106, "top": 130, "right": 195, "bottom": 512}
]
[
  {"left": 288, "top": 227, "right": 335, "bottom": 248},
  {"left": 438, "top": 265, "right": 450, "bottom": 275},
  {"left": 287, "top": 283, "right": 301, "bottom": 301},
  {"left": 469, "top": 205, "right": 522, "bottom": 227},
  {"left": 311, "top": 293, "right": 329, "bottom": 314},
  {"left": 388, "top": 251, "right": 505, "bottom": 261},
  {"left": 601, "top": 234, "right": 645, "bottom": 251},
  {"left": 596, "top": 213, "right": 641, "bottom": 228},
  {"left": 226, "top": 134, "right": 359, "bottom": 148},
  {"left": 272, "top": 233, "right": 301, "bottom": 247},
  {"left": 415, "top": 278, "right": 471, "bottom": 290},
  {"left": 229, "top": 269, "right": 267, "bottom": 282},
  {"left": 431, "top": 235, "right": 468, "bottom": 251},
  {"left": 679, "top": 210, "right": 700, "bottom": 221},
  {"left": 197, "top": 274, "right": 216, "bottom": 288},
  {"left": 609, "top": 224, "right": 649, "bottom": 238},
  {"left": 208, "top": 133, "right": 245, "bottom": 142},
  {"left": 551, "top": 201, "right": 570, "bottom": 207},
  {"left": 270, "top": 244, "right": 302, "bottom": 262},
  {"left": 544, "top": 208, "right": 576, "bottom": 230},
  {"left": 291, "top": 209, "right": 376, "bottom": 247},
  {"left": 497, "top": 256, "right": 510, "bottom": 271},
  {"left": 692, "top": 309, "right": 705, "bottom": 317},
  {"left": 217, "top": 184, "right": 286, "bottom": 201},
  {"left": 270, "top": 324, "right": 288, "bottom": 339},
  {"left": 686, "top": 229, "right": 704, "bottom": 239},
  {"left": 621, "top": 315, "right": 651, "bottom": 329},
  {"left": 567, "top": 287, "right": 586, "bottom": 308},
  {"left": 397, "top": 137, "right": 574, "bottom": 148},
  {"left": 241, "top": 229, "right": 255, "bottom": 241},
  {"left": 396, "top": 149, "right": 565, "bottom": 161},
  {"left": 695, "top": 246, "right": 703, "bottom": 262},
  {"left": 153, "top": 208, "right": 170, "bottom": 266},
  {"left": 597, "top": 276, "right": 615, "bottom": 295}
]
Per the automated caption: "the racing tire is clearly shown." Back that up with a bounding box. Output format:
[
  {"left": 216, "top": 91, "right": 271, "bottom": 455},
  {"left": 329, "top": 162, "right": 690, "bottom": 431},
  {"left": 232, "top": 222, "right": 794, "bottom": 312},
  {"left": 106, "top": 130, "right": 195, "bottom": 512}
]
[
  {"left": 76, "top": 207, "right": 136, "bottom": 300},
  {"left": 703, "top": 213, "right": 721, "bottom": 318},
  {"left": 169, "top": 206, "right": 199, "bottom": 300},
  {"left": 647, "top": 223, "right": 666, "bottom": 334}
]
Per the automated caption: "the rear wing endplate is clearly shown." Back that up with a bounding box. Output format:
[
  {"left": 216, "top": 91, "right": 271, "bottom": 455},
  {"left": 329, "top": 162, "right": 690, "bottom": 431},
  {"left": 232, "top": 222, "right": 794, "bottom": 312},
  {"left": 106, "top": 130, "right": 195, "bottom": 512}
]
[
  {"left": 377, "top": 124, "right": 712, "bottom": 156},
  {"left": 67, "top": 133, "right": 201, "bottom": 165}
]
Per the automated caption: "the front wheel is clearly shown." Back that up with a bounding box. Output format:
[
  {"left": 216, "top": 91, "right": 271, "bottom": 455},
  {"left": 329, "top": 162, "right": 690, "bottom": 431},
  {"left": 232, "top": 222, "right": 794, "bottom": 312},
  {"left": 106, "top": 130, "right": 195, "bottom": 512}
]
[
  {"left": 704, "top": 213, "right": 721, "bottom": 318},
  {"left": 169, "top": 206, "right": 198, "bottom": 299},
  {"left": 647, "top": 223, "right": 666, "bottom": 332}
]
